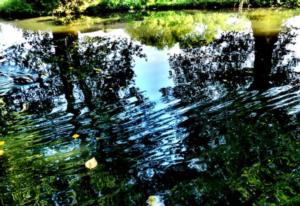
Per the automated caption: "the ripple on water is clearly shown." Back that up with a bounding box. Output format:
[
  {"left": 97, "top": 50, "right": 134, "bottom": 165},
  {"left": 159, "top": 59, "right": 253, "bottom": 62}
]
[{"left": 1, "top": 10, "right": 300, "bottom": 205}]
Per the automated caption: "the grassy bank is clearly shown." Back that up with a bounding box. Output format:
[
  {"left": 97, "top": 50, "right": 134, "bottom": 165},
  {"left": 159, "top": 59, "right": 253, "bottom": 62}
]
[
  {"left": 86, "top": 0, "right": 239, "bottom": 15},
  {"left": 87, "top": 0, "right": 300, "bottom": 13},
  {"left": 0, "top": 0, "right": 300, "bottom": 19}
]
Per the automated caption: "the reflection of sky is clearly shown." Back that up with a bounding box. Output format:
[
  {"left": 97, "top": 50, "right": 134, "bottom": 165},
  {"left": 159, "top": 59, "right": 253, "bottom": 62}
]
[
  {"left": 277, "top": 16, "right": 300, "bottom": 114},
  {"left": 134, "top": 45, "right": 178, "bottom": 103},
  {"left": 0, "top": 23, "right": 24, "bottom": 51},
  {"left": 81, "top": 28, "right": 181, "bottom": 107},
  {"left": 81, "top": 29, "right": 188, "bottom": 176},
  {"left": 1, "top": 25, "right": 187, "bottom": 180},
  {"left": 0, "top": 24, "right": 25, "bottom": 94},
  {"left": 79, "top": 29, "right": 130, "bottom": 39},
  {"left": 129, "top": 43, "right": 187, "bottom": 178},
  {"left": 279, "top": 16, "right": 300, "bottom": 72},
  {"left": 284, "top": 16, "right": 300, "bottom": 73}
]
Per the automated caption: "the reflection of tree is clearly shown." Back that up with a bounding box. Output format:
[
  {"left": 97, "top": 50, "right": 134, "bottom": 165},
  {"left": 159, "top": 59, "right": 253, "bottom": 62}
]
[
  {"left": 167, "top": 112, "right": 300, "bottom": 205},
  {"left": 271, "top": 23, "right": 300, "bottom": 85},
  {"left": 170, "top": 31, "right": 254, "bottom": 103},
  {"left": 246, "top": 10, "right": 300, "bottom": 90},
  {"left": 168, "top": 12, "right": 300, "bottom": 97},
  {"left": 1, "top": 31, "right": 61, "bottom": 112},
  {"left": 251, "top": 34, "right": 278, "bottom": 89},
  {"left": 165, "top": 14, "right": 300, "bottom": 205},
  {"left": 2, "top": 12, "right": 300, "bottom": 205},
  {"left": 1, "top": 30, "right": 145, "bottom": 112},
  {"left": 126, "top": 11, "right": 249, "bottom": 49},
  {"left": 78, "top": 35, "right": 145, "bottom": 104},
  {"left": 0, "top": 29, "right": 147, "bottom": 205}
]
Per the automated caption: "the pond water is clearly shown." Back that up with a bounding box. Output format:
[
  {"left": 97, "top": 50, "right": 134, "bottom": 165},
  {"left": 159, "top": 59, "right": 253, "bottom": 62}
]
[{"left": 1, "top": 9, "right": 300, "bottom": 205}]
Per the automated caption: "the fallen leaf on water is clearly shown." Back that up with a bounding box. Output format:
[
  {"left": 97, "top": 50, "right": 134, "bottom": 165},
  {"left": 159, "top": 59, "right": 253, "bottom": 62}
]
[
  {"left": 0, "top": 141, "right": 5, "bottom": 146},
  {"left": 93, "top": 68, "right": 102, "bottom": 73},
  {"left": 20, "top": 103, "right": 29, "bottom": 113},
  {"left": 0, "top": 150, "right": 4, "bottom": 156},
  {"left": 72, "top": 134, "right": 80, "bottom": 139},
  {"left": 146, "top": 195, "right": 165, "bottom": 206},
  {"left": 85, "top": 157, "right": 98, "bottom": 169}
]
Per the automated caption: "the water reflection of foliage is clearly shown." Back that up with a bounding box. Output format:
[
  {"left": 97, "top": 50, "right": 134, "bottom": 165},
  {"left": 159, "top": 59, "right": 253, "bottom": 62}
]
[
  {"left": 271, "top": 23, "right": 300, "bottom": 85},
  {"left": 1, "top": 31, "right": 145, "bottom": 111},
  {"left": 126, "top": 11, "right": 250, "bottom": 49},
  {"left": 164, "top": 23, "right": 300, "bottom": 205},
  {"left": 0, "top": 98, "right": 8, "bottom": 135},
  {"left": 0, "top": 129, "right": 144, "bottom": 205},
  {"left": 3, "top": 31, "right": 54, "bottom": 73},
  {"left": 0, "top": 30, "right": 147, "bottom": 205},
  {"left": 2, "top": 14, "right": 300, "bottom": 205},
  {"left": 78, "top": 36, "right": 145, "bottom": 102},
  {"left": 168, "top": 112, "right": 300, "bottom": 205},
  {"left": 170, "top": 31, "right": 254, "bottom": 103}
]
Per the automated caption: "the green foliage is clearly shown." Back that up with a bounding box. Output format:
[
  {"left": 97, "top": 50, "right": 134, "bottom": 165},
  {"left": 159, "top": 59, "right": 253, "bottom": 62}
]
[
  {"left": 224, "top": 116, "right": 300, "bottom": 204},
  {"left": 125, "top": 9, "right": 299, "bottom": 49},
  {"left": 94, "top": 0, "right": 238, "bottom": 10},
  {"left": 53, "top": 0, "right": 100, "bottom": 24},
  {"left": 249, "top": 0, "right": 300, "bottom": 7},
  {"left": 168, "top": 114, "right": 300, "bottom": 205},
  {"left": 126, "top": 11, "right": 249, "bottom": 49},
  {"left": 53, "top": 0, "right": 83, "bottom": 24},
  {"left": 1, "top": 0, "right": 300, "bottom": 20},
  {"left": 30, "top": 0, "right": 60, "bottom": 12},
  {"left": 0, "top": 28, "right": 150, "bottom": 204},
  {"left": 92, "top": 0, "right": 300, "bottom": 10},
  {"left": 0, "top": 0, "right": 33, "bottom": 16},
  {"left": 101, "top": 0, "right": 144, "bottom": 9},
  {"left": 0, "top": 98, "right": 8, "bottom": 136},
  {"left": 0, "top": 0, "right": 60, "bottom": 17}
]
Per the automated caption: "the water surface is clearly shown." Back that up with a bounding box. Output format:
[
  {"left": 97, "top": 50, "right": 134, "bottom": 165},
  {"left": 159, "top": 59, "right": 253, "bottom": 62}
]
[{"left": 1, "top": 9, "right": 300, "bottom": 205}]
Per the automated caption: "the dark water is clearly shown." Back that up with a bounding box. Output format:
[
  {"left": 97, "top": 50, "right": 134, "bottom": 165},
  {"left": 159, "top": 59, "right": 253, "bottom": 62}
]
[{"left": 0, "top": 9, "right": 300, "bottom": 205}]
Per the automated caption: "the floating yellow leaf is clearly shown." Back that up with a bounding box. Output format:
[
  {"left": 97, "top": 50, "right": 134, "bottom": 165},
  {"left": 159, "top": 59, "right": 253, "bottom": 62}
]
[
  {"left": 0, "top": 150, "right": 4, "bottom": 156},
  {"left": 146, "top": 195, "right": 165, "bottom": 206},
  {"left": 93, "top": 68, "right": 102, "bottom": 73},
  {"left": 85, "top": 157, "right": 98, "bottom": 169},
  {"left": 72, "top": 134, "right": 80, "bottom": 139},
  {"left": 20, "top": 103, "right": 29, "bottom": 113},
  {"left": 147, "top": 196, "right": 157, "bottom": 206},
  {"left": 0, "top": 141, "right": 5, "bottom": 146}
]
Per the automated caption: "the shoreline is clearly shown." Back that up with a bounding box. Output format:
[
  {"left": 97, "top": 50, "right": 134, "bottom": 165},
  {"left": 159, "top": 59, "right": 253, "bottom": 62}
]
[{"left": 0, "top": 1, "right": 298, "bottom": 20}]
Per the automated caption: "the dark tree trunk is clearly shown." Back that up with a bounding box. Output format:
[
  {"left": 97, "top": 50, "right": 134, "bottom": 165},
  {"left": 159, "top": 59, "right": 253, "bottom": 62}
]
[{"left": 251, "top": 34, "right": 278, "bottom": 90}]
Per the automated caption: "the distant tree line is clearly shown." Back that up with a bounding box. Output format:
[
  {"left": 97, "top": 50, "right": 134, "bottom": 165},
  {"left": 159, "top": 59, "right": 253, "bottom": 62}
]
[{"left": 0, "top": 0, "right": 299, "bottom": 20}]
